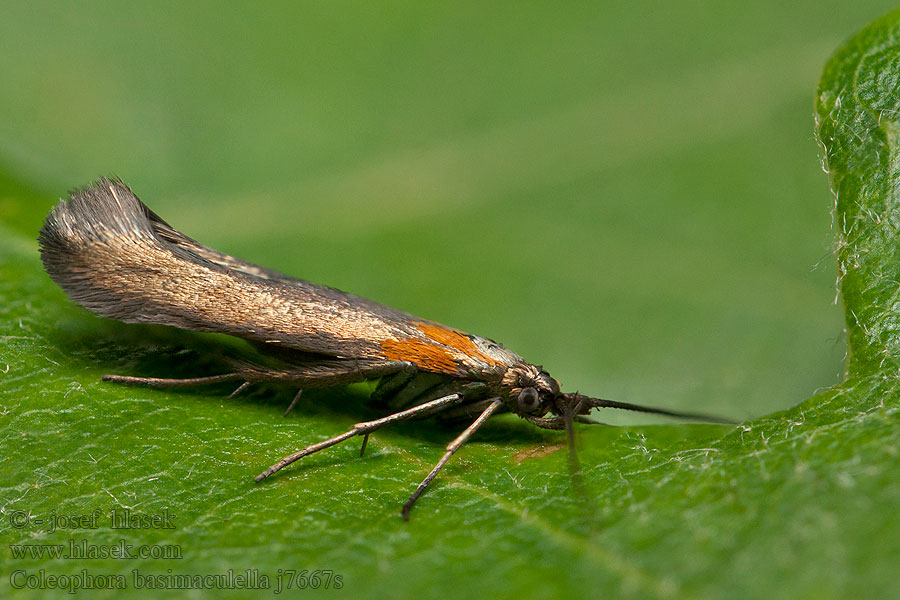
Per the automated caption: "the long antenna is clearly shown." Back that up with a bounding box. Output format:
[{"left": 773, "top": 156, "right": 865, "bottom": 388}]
[{"left": 568, "top": 394, "right": 737, "bottom": 424}]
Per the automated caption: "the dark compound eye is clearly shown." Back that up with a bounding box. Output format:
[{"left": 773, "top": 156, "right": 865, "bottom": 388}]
[{"left": 517, "top": 387, "right": 540, "bottom": 412}]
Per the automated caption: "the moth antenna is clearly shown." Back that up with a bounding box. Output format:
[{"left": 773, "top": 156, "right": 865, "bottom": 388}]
[{"left": 567, "top": 394, "right": 736, "bottom": 424}]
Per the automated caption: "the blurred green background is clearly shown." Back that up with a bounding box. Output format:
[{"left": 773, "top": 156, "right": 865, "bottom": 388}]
[{"left": 2, "top": 2, "right": 898, "bottom": 599}]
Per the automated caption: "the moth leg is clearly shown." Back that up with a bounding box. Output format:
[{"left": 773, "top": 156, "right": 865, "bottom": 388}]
[
  {"left": 369, "top": 364, "right": 420, "bottom": 405},
  {"left": 523, "top": 415, "right": 606, "bottom": 430},
  {"left": 102, "top": 373, "right": 243, "bottom": 388},
  {"left": 254, "top": 392, "right": 467, "bottom": 482},
  {"left": 361, "top": 381, "right": 489, "bottom": 457},
  {"left": 376, "top": 373, "right": 479, "bottom": 414},
  {"left": 401, "top": 397, "right": 504, "bottom": 520},
  {"left": 429, "top": 385, "right": 495, "bottom": 423},
  {"left": 283, "top": 389, "right": 303, "bottom": 416},
  {"left": 228, "top": 381, "right": 253, "bottom": 398}
]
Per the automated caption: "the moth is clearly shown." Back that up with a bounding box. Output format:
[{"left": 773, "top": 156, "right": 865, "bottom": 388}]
[{"left": 39, "top": 178, "right": 727, "bottom": 518}]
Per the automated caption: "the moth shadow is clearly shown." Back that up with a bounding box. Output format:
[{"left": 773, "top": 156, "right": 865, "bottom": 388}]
[{"left": 48, "top": 318, "right": 246, "bottom": 378}]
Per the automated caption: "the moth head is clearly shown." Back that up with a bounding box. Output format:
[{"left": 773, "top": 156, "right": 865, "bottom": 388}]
[
  {"left": 501, "top": 368, "right": 734, "bottom": 430},
  {"left": 500, "top": 364, "right": 560, "bottom": 416}
]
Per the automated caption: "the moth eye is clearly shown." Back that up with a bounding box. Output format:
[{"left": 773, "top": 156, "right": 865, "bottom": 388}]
[{"left": 517, "top": 387, "right": 540, "bottom": 412}]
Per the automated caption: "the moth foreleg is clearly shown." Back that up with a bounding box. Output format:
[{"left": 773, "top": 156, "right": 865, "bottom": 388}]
[
  {"left": 523, "top": 415, "right": 606, "bottom": 430},
  {"left": 254, "top": 391, "right": 467, "bottom": 482},
  {"left": 360, "top": 381, "right": 490, "bottom": 457},
  {"left": 401, "top": 397, "right": 504, "bottom": 520},
  {"left": 429, "top": 386, "right": 496, "bottom": 423}
]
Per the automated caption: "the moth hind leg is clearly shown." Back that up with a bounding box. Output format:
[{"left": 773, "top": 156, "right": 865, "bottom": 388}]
[
  {"left": 102, "top": 372, "right": 244, "bottom": 388},
  {"left": 105, "top": 370, "right": 303, "bottom": 418},
  {"left": 105, "top": 358, "right": 412, "bottom": 394}
]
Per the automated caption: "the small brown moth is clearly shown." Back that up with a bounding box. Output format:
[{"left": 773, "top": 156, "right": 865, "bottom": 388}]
[{"left": 39, "top": 178, "right": 728, "bottom": 518}]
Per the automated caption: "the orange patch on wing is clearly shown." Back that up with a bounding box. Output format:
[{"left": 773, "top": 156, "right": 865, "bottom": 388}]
[
  {"left": 415, "top": 322, "right": 502, "bottom": 367},
  {"left": 379, "top": 322, "right": 504, "bottom": 375},
  {"left": 380, "top": 337, "right": 461, "bottom": 374}
]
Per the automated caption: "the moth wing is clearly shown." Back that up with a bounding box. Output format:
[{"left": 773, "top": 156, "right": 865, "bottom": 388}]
[{"left": 38, "top": 179, "right": 521, "bottom": 377}]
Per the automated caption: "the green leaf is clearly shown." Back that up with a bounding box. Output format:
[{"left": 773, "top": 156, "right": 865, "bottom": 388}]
[{"left": 3, "top": 5, "right": 900, "bottom": 600}]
